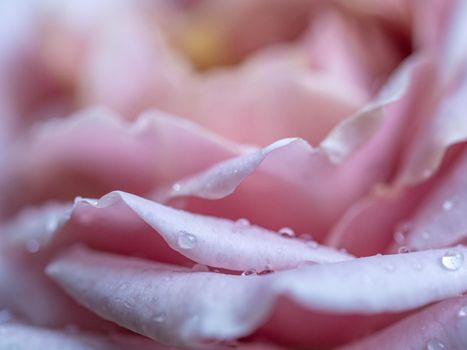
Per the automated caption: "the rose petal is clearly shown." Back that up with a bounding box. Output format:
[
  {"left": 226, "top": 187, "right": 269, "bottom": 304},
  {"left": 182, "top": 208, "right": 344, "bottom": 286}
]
[
  {"left": 392, "top": 149, "right": 467, "bottom": 251},
  {"left": 155, "top": 54, "right": 438, "bottom": 240},
  {"left": 184, "top": 49, "right": 366, "bottom": 146},
  {"left": 395, "top": 71, "right": 467, "bottom": 185},
  {"left": 339, "top": 295, "right": 467, "bottom": 350},
  {"left": 325, "top": 182, "right": 431, "bottom": 256},
  {"left": 0, "top": 323, "right": 167, "bottom": 350},
  {"left": 1, "top": 107, "right": 242, "bottom": 218},
  {"left": 0, "top": 203, "right": 111, "bottom": 329},
  {"left": 95, "top": 191, "right": 352, "bottom": 270},
  {"left": 48, "top": 245, "right": 467, "bottom": 347}
]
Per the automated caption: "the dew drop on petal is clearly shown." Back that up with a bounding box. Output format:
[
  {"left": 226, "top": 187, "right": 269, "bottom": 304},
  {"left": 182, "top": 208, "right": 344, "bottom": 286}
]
[
  {"left": 25, "top": 239, "right": 40, "bottom": 253},
  {"left": 177, "top": 231, "right": 197, "bottom": 250},
  {"left": 440, "top": 249, "right": 464, "bottom": 271},
  {"left": 172, "top": 183, "right": 181, "bottom": 192},
  {"left": 258, "top": 265, "right": 274, "bottom": 275},
  {"left": 278, "top": 227, "right": 295, "bottom": 238},
  {"left": 241, "top": 269, "right": 257, "bottom": 276},
  {"left": 0, "top": 310, "right": 11, "bottom": 323},
  {"left": 441, "top": 249, "right": 464, "bottom": 271},
  {"left": 235, "top": 218, "right": 250, "bottom": 228},
  {"left": 426, "top": 338, "right": 446, "bottom": 350},
  {"left": 398, "top": 246, "right": 411, "bottom": 254},
  {"left": 458, "top": 306, "right": 467, "bottom": 318}
]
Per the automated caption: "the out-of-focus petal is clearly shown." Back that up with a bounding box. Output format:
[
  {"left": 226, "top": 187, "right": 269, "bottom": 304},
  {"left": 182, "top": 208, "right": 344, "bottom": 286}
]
[
  {"left": 154, "top": 58, "right": 430, "bottom": 240},
  {"left": 48, "top": 245, "right": 467, "bottom": 348},
  {"left": 183, "top": 49, "right": 366, "bottom": 146},
  {"left": 0, "top": 108, "right": 242, "bottom": 218},
  {"left": 0, "top": 203, "right": 112, "bottom": 329}
]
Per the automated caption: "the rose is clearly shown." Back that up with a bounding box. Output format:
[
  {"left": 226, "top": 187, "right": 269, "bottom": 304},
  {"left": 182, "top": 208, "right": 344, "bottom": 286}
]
[{"left": 2, "top": 0, "right": 467, "bottom": 349}]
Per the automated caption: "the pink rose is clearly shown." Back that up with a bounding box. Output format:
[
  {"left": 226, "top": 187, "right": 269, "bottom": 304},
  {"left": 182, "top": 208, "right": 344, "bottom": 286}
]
[{"left": 1, "top": 0, "right": 467, "bottom": 349}]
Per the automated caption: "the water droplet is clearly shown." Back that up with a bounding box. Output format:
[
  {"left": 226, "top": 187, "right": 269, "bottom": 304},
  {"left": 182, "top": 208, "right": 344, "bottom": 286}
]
[
  {"left": 442, "top": 199, "right": 454, "bottom": 211},
  {"left": 177, "top": 231, "right": 197, "bottom": 250},
  {"left": 258, "top": 265, "right": 274, "bottom": 275},
  {"left": 235, "top": 218, "right": 250, "bottom": 228},
  {"left": 152, "top": 312, "right": 166, "bottom": 323},
  {"left": 233, "top": 169, "right": 239, "bottom": 174},
  {"left": 172, "top": 183, "right": 181, "bottom": 192},
  {"left": 241, "top": 269, "right": 257, "bottom": 276},
  {"left": 441, "top": 249, "right": 464, "bottom": 271},
  {"left": 307, "top": 241, "right": 319, "bottom": 249},
  {"left": 25, "top": 239, "right": 40, "bottom": 253},
  {"left": 192, "top": 264, "right": 209, "bottom": 272},
  {"left": 278, "top": 227, "right": 295, "bottom": 238},
  {"left": 0, "top": 310, "right": 11, "bottom": 323},
  {"left": 458, "top": 305, "right": 467, "bottom": 317},
  {"left": 426, "top": 338, "right": 446, "bottom": 350},
  {"left": 398, "top": 246, "right": 411, "bottom": 254}
]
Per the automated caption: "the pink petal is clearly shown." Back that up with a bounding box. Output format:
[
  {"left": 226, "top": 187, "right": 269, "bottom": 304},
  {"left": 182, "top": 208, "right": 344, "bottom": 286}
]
[
  {"left": 78, "top": 5, "right": 191, "bottom": 118},
  {"left": 155, "top": 56, "right": 428, "bottom": 240},
  {"left": 395, "top": 72, "right": 467, "bottom": 185},
  {"left": 184, "top": 49, "right": 366, "bottom": 146},
  {"left": 47, "top": 245, "right": 467, "bottom": 347},
  {"left": 391, "top": 149, "right": 467, "bottom": 251},
  {"left": 1, "top": 108, "right": 241, "bottom": 218},
  {"left": 0, "top": 203, "right": 112, "bottom": 329},
  {"left": 93, "top": 191, "right": 352, "bottom": 269},
  {"left": 339, "top": 295, "right": 467, "bottom": 350},
  {"left": 325, "top": 182, "right": 432, "bottom": 256},
  {"left": 0, "top": 323, "right": 168, "bottom": 350},
  {"left": 303, "top": 7, "right": 410, "bottom": 95},
  {"left": 394, "top": 0, "right": 467, "bottom": 186}
]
